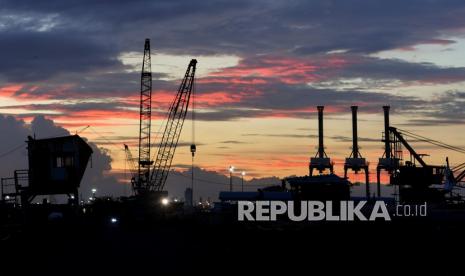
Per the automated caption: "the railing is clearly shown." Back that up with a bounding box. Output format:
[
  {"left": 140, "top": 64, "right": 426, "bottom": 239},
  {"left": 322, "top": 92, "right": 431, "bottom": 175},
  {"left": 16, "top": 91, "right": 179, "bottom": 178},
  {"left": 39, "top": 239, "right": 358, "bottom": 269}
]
[{"left": 1, "top": 169, "right": 28, "bottom": 202}]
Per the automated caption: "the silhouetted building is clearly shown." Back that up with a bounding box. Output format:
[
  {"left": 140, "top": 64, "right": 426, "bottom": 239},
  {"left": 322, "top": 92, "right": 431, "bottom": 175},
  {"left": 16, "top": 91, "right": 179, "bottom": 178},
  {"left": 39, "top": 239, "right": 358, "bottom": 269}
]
[
  {"left": 1, "top": 135, "right": 93, "bottom": 204},
  {"left": 286, "top": 174, "right": 350, "bottom": 201}
]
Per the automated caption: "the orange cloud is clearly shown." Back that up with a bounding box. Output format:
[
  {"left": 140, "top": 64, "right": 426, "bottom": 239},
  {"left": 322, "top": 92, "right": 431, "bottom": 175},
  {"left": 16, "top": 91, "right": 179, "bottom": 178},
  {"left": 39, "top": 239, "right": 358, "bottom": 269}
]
[
  {"left": 0, "top": 84, "right": 23, "bottom": 97},
  {"left": 208, "top": 56, "right": 324, "bottom": 84}
]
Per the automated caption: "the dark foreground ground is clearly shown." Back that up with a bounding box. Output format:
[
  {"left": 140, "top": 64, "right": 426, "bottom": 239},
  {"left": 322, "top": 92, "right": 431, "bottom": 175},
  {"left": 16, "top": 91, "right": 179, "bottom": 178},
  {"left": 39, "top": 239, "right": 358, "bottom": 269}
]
[{"left": 2, "top": 207, "right": 465, "bottom": 274}]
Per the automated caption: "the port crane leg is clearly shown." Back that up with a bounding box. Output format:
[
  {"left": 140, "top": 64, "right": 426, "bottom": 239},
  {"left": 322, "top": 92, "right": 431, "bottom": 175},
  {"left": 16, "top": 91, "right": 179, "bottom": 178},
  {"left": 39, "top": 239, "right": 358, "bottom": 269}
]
[
  {"left": 365, "top": 167, "right": 370, "bottom": 199},
  {"left": 376, "top": 167, "right": 381, "bottom": 198}
]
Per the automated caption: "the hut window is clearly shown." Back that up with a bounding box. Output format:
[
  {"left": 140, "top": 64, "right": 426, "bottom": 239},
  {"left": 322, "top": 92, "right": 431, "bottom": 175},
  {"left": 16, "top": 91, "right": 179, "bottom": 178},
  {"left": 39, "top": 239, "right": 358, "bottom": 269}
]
[
  {"left": 55, "top": 155, "right": 74, "bottom": 168},
  {"left": 55, "top": 156, "right": 63, "bottom": 168},
  {"left": 64, "top": 156, "right": 74, "bottom": 167}
]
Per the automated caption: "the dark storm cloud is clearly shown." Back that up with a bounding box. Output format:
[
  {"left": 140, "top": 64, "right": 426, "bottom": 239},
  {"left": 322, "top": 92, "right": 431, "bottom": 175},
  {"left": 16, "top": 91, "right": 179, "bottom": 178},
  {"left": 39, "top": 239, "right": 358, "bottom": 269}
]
[
  {"left": 280, "top": 0, "right": 465, "bottom": 54},
  {"left": 0, "top": 31, "right": 122, "bottom": 82},
  {"left": 333, "top": 56, "right": 465, "bottom": 83},
  {"left": 400, "top": 118, "right": 465, "bottom": 126},
  {"left": 2, "top": 0, "right": 465, "bottom": 78},
  {"left": 245, "top": 84, "right": 421, "bottom": 111},
  {"left": 194, "top": 82, "right": 425, "bottom": 121},
  {"left": 189, "top": 83, "right": 465, "bottom": 123},
  {"left": 400, "top": 91, "right": 465, "bottom": 126}
]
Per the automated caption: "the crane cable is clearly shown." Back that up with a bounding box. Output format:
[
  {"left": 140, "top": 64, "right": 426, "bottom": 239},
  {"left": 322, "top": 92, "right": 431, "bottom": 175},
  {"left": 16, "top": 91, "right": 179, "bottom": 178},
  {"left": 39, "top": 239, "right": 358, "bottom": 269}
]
[
  {"left": 452, "top": 162, "right": 465, "bottom": 172},
  {"left": 192, "top": 67, "right": 196, "bottom": 147},
  {"left": 402, "top": 132, "right": 465, "bottom": 154},
  {"left": 396, "top": 128, "right": 465, "bottom": 155},
  {"left": 191, "top": 71, "right": 196, "bottom": 205},
  {"left": 149, "top": 97, "right": 172, "bottom": 163},
  {"left": 0, "top": 143, "right": 26, "bottom": 158},
  {"left": 397, "top": 127, "right": 465, "bottom": 152}
]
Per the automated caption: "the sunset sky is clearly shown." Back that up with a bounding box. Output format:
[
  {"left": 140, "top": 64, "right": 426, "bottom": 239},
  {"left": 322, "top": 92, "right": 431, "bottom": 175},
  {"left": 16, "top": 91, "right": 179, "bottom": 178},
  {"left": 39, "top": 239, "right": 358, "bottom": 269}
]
[{"left": 1, "top": 0, "right": 465, "bottom": 188}]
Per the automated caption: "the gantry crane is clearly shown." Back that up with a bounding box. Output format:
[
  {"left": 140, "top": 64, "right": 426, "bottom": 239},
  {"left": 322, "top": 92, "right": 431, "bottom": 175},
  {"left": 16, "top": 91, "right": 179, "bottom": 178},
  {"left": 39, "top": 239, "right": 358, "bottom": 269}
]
[
  {"left": 125, "top": 39, "right": 197, "bottom": 196},
  {"left": 343, "top": 106, "right": 369, "bottom": 198}
]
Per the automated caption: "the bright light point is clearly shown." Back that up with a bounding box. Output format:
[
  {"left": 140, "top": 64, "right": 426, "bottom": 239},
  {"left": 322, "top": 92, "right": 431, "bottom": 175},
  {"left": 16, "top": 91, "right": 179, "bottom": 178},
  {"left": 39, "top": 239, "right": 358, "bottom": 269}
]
[
  {"left": 5, "top": 196, "right": 10, "bottom": 200},
  {"left": 161, "top": 198, "right": 169, "bottom": 206},
  {"left": 70, "top": 195, "right": 75, "bottom": 199},
  {"left": 229, "top": 166, "right": 235, "bottom": 173},
  {"left": 91, "top": 188, "right": 97, "bottom": 193},
  {"left": 241, "top": 171, "right": 246, "bottom": 176},
  {"left": 111, "top": 217, "right": 118, "bottom": 223}
]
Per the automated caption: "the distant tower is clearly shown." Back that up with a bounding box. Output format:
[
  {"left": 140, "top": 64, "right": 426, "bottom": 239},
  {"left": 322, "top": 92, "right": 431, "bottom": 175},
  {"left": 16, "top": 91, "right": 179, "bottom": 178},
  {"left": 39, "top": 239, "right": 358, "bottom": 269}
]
[
  {"left": 184, "top": 187, "right": 193, "bottom": 207},
  {"left": 309, "top": 106, "right": 334, "bottom": 175}
]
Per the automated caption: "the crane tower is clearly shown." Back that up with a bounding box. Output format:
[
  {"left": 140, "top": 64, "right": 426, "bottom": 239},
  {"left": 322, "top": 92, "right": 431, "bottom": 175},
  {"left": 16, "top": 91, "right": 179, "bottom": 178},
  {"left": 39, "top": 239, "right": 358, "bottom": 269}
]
[{"left": 135, "top": 38, "right": 154, "bottom": 194}]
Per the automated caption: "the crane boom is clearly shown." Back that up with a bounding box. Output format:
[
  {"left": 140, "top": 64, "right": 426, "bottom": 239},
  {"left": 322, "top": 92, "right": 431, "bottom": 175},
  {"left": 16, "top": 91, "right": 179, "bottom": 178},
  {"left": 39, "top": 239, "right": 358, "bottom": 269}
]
[
  {"left": 149, "top": 59, "right": 197, "bottom": 191},
  {"left": 124, "top": 144, "right": 138, "bottom": 189},
  {"left": 389, "top": 127, "right": 428, "bottom": 167},
  {"left": 136, "top": 39, "right": 153, "bottom": 194}
]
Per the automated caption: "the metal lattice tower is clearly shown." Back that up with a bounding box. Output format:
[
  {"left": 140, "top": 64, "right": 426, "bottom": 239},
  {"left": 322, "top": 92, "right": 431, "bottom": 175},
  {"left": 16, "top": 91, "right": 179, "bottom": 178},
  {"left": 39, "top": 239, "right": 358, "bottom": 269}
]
[
  {"left": 149, "top": 59, "right": 197, "bottom": 191},
  {"left": 136, "top": 38, "right": 153, "bottom": 193}
]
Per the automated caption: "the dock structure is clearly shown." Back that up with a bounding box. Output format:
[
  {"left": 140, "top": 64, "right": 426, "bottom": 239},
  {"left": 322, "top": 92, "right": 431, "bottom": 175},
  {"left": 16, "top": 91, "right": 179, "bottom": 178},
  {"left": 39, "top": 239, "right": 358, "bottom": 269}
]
[
  {"left": 309, "top": 106, "right": 334, "bottom": 176},
  {"left": 343, "top": 106, "right": 369, "bottom": 198},
  {"left": 376, "top": 106, "right": 398, "bottom": 197}
]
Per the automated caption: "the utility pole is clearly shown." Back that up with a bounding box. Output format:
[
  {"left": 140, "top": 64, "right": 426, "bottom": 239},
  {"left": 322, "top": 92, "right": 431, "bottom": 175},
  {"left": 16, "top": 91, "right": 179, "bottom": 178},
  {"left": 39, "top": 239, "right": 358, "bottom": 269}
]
[
  {"left": 190, "top": 76, "right": 196, "bottom": 206},
  {"left": 229, "top": 166, "right": 234, "bottom": 192},
  {"left": 241, "top": 171, "right": 245, "bottom": 192},
  {"left": 190, "top": 144, "right": 196, "bottom": 207}
]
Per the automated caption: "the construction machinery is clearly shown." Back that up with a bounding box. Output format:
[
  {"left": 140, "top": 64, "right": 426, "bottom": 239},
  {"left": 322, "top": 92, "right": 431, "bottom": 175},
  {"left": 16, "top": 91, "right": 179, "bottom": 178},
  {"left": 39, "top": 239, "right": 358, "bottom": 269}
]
[
  {"left": 135, "top": 38, "right": 154, "bottom": 195},
  {"left": 125, "top": 39, "right": 197, "bottom": 198},
  {"left": 374, "top": 107, "right": 458, "bottom": 202},
  {"left": 386, "top": 126, "right": 447, "bottom": 203}
]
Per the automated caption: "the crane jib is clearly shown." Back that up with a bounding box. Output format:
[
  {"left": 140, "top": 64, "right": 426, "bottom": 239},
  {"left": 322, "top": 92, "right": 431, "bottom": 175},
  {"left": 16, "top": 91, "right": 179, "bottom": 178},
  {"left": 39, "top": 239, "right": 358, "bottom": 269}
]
[{"left": 149, "top": 59, "right": 197, "bottom": 191}]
